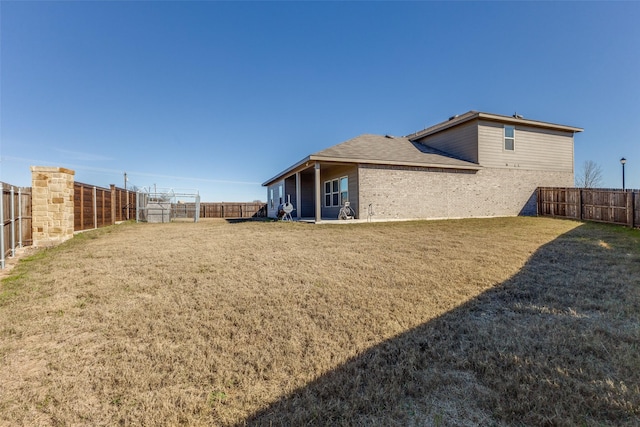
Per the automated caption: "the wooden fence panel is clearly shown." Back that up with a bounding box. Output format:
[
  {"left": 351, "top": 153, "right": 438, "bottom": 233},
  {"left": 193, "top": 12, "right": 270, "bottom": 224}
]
[
  {"left": 635, "top": 192, "right": 640, "bottom": 228},
  {"left": 19, "top": 188, "right": 32, "bottom": 246},
  {"left": 1, "top": 183, "right": 32, "bottom": 261},
  {"left": 74, "top": 182, "right": 135, "bottom": 231},
  {"left": 112, "top": 187, "right": 136, "bottom": 222},
  {"left": 538, "top": 187, "right": 638, "bottom": 228},
  {"left": 2, "top": 188, "right": 10, "bottom": 258},
  {"left": 198, "top": 202, "right": 267, "bottom": 218},
  {"left": 538, "top": 187, "right": 580, "bottom": 220}
]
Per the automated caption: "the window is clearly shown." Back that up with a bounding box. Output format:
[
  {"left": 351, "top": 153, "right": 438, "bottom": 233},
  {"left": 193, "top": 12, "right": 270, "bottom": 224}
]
[
  {"left": 324, "top": 176, "right": 348, "bottom": 207},
  {"left": 269, "top": 189, "right": 274, "bottom": 209},
  {"left": 504, "top": 125, "right": 515, "bottom": 151},
  {"left": 278, "top": 185, "right": 283, "bottom": 205},
  {"left": 340, "top": 177, "right": 348, "bottom": 205}
]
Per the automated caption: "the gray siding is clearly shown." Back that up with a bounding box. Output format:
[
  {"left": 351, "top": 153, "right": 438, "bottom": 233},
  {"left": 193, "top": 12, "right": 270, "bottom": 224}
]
[
  {"left": 266, "top": 180, "right": 284, "bottom": 218},
  {"left": 414, "top": 120, "right": 478, "bottom": 163},
  {"left": 320, "top": 164, "right": 359, "bottom": 219},
  {"left": 299, "top": 172, "right": 315, "bottom": 217},
  {"left": 478, "top": 121, "right": 574, "bottom": 172},
  {"left": 358, "top": 164, "right": 573, "bottom": 220},
  {"left": 284, "top": 175, "right": 297, "bottom": 208}
]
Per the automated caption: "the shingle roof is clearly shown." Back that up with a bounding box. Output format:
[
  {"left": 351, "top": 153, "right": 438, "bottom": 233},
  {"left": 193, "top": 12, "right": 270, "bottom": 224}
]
[
  {"left": 263, "top": 111, "right": 582, "bottom": 187},
  {"left": 311, "top": 134, "right": 479, "bottom": 169},
  {"left": 261, "top": 134, "right": 480, "bottom": 186}
]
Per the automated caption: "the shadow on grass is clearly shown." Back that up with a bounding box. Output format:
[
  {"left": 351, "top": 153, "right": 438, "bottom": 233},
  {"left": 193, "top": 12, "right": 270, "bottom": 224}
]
[
  {"left": 241, "top": 223, "right": 640, "bottom": 426},
  {"left": 224, "top": 218, "right": 274, "bottom": 224}
]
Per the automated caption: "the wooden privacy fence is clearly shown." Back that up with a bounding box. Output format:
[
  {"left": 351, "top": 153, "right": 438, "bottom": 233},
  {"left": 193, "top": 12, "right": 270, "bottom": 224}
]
[
  {"left": 173, "top": 202, "right": 267, "bottom": 219},
  {"left": 74, "top": 182, "right": 137, "bottom": 231},
  {"left": 1, "top": 183, "right": 32, "bottom": 267},
  {"left": 538, "top": 187, "right": 639, "bottom": 228}
]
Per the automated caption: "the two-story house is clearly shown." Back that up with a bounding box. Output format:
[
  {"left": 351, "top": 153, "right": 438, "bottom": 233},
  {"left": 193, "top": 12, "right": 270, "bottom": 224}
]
[{"left": 262, "top": 111, "right": 582, "bottom": 222}]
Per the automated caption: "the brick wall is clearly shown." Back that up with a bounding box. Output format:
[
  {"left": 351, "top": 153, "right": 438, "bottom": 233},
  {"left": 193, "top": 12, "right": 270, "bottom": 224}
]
[
  {"left": 30, "top": 166, "right": 75, "bottom": 246},
  {"left": 358, "top": 164, "right": 573, "bottom": 220}
]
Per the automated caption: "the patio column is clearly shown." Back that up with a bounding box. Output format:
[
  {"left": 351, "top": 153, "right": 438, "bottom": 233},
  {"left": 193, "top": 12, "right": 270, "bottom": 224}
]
[
  {"left": 295, "top": 172, "right": 301, "bottom": 219},
  {"left": 315, "top": 162, "right": 321, "bottom": 222}
]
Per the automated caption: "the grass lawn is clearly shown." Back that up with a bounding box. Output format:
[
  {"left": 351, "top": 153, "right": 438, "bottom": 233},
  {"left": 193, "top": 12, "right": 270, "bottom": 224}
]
[{"left": 0, "top": 217, "right": 638, "bottom": 426}]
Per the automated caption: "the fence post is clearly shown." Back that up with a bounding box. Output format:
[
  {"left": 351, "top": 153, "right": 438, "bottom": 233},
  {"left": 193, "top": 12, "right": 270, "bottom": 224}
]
[
  {"left": 634, "top": 192, "right": 637, "bottom": 228},
  {"left": 578, "top": 189, "right": 583, "bottom": 220},
  {"left": 195, "top": 195, "right": 200, "bottom": 223},
  {"left": 537, "top": 188, "right": 541, "bottom": 216},
  {"left": 110, "top": 185, "right": 117, "bottom": 225},
  {"left": 10, "top": 186, "right": 15, "bottom": 257},
  {"left": 18, "top": 188, "right": 22, "bottom": 248},
  {"left": 0, "top": 185, "right": 4, "bottom": 269},
  {"left": 79, "top": 184, "right": 83, "bottom": 230},
  {"left": 93, "top": 186, "right": 97, "bottom": 229},
  {"left": 101, "top": 189, "right": 106, "bottom": 227},
  {"left": 627, "top": 191, "right": 634, "bottom": 228}
]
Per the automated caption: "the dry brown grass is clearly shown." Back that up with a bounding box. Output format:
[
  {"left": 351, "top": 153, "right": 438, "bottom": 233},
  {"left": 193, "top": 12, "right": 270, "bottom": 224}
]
[{"left": 0, "top": 217, "right": 638, "bottom": 426}]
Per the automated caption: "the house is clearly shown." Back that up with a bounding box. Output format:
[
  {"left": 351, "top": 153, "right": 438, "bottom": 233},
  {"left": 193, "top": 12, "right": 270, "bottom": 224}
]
[{"left": 262, "top": 111, "right": 583, "bottom": 222}]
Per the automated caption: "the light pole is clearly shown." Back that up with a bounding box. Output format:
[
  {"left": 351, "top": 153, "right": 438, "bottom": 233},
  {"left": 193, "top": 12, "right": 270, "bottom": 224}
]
[{"left": 620, "top": 158, "right": 626, "bottom": 190}]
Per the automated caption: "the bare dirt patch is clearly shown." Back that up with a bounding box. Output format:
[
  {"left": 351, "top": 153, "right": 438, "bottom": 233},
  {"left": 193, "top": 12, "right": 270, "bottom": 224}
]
[
  {"left": 0, "top": 217, "right": 638, "bottom": 426},
  {"left": 0, "top": 246, "right": 39, "bottom": 279}
]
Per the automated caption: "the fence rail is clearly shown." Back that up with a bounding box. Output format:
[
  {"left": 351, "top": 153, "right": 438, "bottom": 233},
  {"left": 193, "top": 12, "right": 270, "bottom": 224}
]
[
  {"left": 538, "top": 187, "right": 639, "bottom": 228},
  {"left": 1, "top": 183, "right": 32, "bottom": 268}
]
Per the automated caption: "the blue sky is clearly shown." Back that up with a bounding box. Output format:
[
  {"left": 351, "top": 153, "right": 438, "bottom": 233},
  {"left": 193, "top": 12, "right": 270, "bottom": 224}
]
[{"left": 1, "top": 1, "right": 639, "bottom": 201}]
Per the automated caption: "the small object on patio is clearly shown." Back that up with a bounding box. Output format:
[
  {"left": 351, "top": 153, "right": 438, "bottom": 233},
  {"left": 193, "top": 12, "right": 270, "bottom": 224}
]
[
  {"left": 338, "top": 201, "right": 354, "bottom": 220},
  {"left": 279, "top": 195, "right": 295, "bottom": 221},
  {"left": 281, "top": 202, "right": 294, "bottom": 221}
]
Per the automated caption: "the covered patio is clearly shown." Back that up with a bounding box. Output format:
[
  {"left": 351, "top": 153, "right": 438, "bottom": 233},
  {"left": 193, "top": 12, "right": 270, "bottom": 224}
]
[{"left": 264, "top": 160, "right": 359, "bottom": 223}]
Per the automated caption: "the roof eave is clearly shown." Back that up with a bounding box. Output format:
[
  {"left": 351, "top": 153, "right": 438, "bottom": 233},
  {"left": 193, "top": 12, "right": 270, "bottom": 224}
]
[
  {"left": 261, "top": 156, "right": 311, "bottom": 187},
  {"left": 476, "top": 112, "right": 584, "bottom": 133},
  {"left": 407, "top": 111, "right": 583, "bottom": 140},
  {"left": 263, "top": 155, "right": 482, "bottom": 186},
  {"left": 309, "top": 155, "right": 481, "bottom": 170}
]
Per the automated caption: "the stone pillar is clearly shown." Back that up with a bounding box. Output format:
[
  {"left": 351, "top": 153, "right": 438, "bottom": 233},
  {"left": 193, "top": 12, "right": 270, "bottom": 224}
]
[{"left": 31, "top": 166, "right": 75, "bottom": 247}]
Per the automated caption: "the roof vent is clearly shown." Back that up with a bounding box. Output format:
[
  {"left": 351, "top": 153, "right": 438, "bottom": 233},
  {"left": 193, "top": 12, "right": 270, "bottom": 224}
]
[
  {"left": 513, "top": 112, "right": 524, "bottom": 119},
  {"left": 384, "top": 134, "right": 394, "bottom": 139},
  {"left": 448, "top": 114, "right": 460, "bottom": 121}
]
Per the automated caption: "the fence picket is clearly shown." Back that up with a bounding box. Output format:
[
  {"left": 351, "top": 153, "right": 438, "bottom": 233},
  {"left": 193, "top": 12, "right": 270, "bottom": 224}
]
[{"left": 538, "top": 187, "right": 639, "bottom": 228}]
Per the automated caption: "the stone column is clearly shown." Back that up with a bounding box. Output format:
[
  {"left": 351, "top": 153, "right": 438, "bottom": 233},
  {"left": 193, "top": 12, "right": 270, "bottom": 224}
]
[{"left": 31, "top": 166, "right": 75, "bottom": 247}]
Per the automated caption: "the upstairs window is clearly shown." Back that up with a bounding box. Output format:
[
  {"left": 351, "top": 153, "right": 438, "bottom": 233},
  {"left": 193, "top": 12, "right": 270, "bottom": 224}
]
[{"left": 504, "top": 125, "right": 515, "bottom": 151}]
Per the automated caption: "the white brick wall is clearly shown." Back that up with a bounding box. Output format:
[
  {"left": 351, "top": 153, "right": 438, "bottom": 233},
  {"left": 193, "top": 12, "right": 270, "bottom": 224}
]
[{"left": 358, "top": 164, "right": 572, "bottom": 220}]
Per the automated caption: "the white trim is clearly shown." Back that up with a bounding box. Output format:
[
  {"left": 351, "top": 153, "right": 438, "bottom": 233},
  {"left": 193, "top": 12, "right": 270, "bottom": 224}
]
[{"left": 324, "top": 175, "right": 348, "bottom": 207}]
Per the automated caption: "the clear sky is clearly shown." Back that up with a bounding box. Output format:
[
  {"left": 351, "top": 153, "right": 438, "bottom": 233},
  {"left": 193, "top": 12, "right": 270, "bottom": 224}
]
[{"left": 1, "top": 1, "right": 639, "bottom": 201}]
